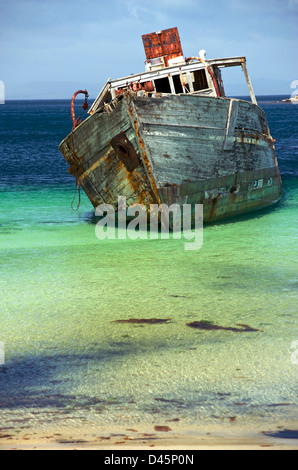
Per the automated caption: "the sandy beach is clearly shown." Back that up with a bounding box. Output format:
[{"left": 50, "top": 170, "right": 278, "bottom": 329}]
[{"left": 1, "top": 423, "right": 297, "bottom": 451}]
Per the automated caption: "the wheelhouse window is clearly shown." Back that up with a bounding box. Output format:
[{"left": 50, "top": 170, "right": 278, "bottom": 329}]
[
  {"left": 172, "top": 75, "right": 183, "bottom": 94},
  {"left": 154, "top": 69, "right": 209, "bottom": 95},
  {"left": 193, "top": 69, "right": 208, "bottom": 91},
  {"left": 154, "top": 77, "right": 172, "bottom": 93}
]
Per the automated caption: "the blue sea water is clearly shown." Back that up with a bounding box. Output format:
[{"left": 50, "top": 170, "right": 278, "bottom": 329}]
[{"left": 0, "top": 96, "right": 297, "bottom": 442}]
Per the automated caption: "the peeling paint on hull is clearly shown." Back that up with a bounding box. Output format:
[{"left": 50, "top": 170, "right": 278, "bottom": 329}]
[{"left": 59, "top": 92, "right": 282, "bottom": 223}]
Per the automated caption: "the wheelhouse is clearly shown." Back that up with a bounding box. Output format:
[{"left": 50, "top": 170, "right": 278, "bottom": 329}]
[{"left": 89, "top": 27, "right": 257, "bottom": 115}]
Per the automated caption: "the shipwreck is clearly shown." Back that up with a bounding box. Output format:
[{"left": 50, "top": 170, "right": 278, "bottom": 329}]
[{"left": 59, "top": 27, "right": 282, "bottom": 223}]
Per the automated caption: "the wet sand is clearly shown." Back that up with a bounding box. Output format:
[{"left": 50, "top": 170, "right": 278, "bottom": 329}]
[{"left": 1, "top": 423, "right": 297, "bottom": 450}]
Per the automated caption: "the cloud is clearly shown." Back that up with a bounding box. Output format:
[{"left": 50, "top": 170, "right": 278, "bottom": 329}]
[
  {"left": 288, "top": 0, "right": 298, "bottom": 8},
  {"left": 123, "top": 1, "right": 166, "bottom": 23},
  {"left": 125, "top": 1, "right": 139, "bottom": 20},
  {"left": 123, "top": 0, "right": 198, "bottom": 23},
  {"left": 226, "top": 0, "right": 298, "bottom": 14}
]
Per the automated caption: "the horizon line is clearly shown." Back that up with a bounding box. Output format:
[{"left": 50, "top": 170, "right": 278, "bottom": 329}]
[{"left": 3, "top": 93, "right": 291, "bottom": 102}]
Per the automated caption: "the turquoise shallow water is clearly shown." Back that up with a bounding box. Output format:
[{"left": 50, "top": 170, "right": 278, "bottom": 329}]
[{"left": 0, "top": 98, "right": 297, "bottom": 439}]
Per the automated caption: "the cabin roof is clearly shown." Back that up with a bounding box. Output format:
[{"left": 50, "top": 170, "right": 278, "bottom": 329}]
[{"left": 110, "top": 56, "right": 246, "bottom": 89}]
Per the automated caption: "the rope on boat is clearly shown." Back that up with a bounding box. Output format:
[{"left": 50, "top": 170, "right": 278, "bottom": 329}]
[
  {"left": 69, "top": 131, "right": 82, "bottom": 212},
  {"left": 71, "top": 179, "right": 81, "bottom": 212}
]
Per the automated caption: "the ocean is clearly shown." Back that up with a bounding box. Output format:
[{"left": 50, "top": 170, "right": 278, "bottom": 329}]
[{"left": 0, "top": 96, "right": 297, "bottom": 442}]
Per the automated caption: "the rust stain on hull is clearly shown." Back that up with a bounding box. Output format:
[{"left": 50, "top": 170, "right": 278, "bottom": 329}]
[{"left": 128, "top": 105, "right": 163, "bottom": 207}]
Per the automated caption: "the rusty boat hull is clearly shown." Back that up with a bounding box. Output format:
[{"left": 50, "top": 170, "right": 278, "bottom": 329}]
[{"left": 59, "top": 91, "right": 282, "bottom": 223}]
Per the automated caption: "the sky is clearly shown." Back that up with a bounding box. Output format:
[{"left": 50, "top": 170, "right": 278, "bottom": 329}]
[{"left": 0, "top": 0, "right": 297, "bottom": 99}]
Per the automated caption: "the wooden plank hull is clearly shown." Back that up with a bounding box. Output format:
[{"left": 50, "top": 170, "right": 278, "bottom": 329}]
[{"left": 59, "top": 92, "right": 282, "bottom": 223}]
